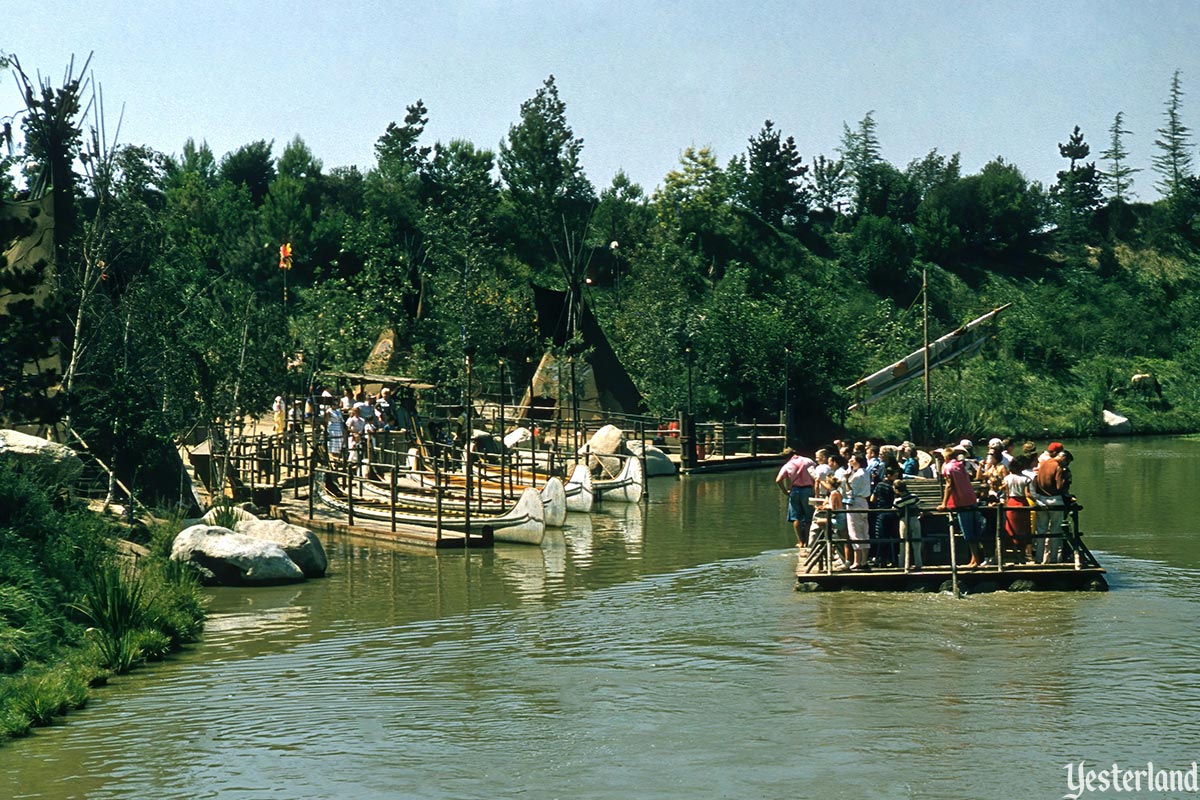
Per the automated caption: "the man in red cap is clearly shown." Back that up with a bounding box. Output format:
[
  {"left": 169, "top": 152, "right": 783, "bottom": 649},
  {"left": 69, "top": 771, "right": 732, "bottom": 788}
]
[
  {"left": 1034, "top": 447, "right": 1071, "bottom": 562},
  {"left": 1039, "top": 441, "right": 1064, "bottom": 464}
]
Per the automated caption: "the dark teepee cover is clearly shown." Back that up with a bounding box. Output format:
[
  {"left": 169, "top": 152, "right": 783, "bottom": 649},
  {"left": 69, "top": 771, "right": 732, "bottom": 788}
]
[{"left": 531, "top": 285, "right": 643, "bottom": 416}]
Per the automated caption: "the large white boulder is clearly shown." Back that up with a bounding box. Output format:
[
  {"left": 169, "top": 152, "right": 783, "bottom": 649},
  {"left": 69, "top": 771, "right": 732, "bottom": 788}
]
[
  {"left": 170, "top": 525, "right": 305, "bottom": 585},
  {"left": 0, "top": 429, "right": 83, "bottom": 486},
  {"left": 625, "top": 440, "right": 678, "bottom": 476},
  {"left": 579, "top": 424, "right": 627, "bottom": 476},
  {"left": 234, "top": 518, "right": 328, "bottom": 578},
  {"left": 1103, "top": 409, "right": 1132, "bottom": 435}
]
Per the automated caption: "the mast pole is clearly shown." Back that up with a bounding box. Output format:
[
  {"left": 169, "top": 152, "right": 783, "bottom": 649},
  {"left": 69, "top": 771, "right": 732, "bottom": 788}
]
[{"left": 922, "top": 266, "right": 931, "bottom": 440}]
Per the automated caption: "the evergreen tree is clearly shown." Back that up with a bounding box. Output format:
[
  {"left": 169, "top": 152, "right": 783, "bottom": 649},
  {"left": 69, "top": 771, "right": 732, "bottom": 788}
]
[
  {"left": 375, "top": 100, "right": 431, "bottom": 183},
  {"left": 1052, "top": 126, "right": 1102, "bottom": 252},
  {"left": 735, "top": 120, "right": 809, "bottom": 227},
  {"left": 1153, "top": 70, "right": 1194, "bottom": 199},
  {"left": 217, "top": 139, "right": 275, "bottom": 205},
  {"left": 838, "top": 111, "right": 882, "bottom": 209},
  {"left": 498, "top": 75, "right": 595, "bottom": 274},
  {"left": 1100, "top": 111, "right": 1139, "bottom": 201}
]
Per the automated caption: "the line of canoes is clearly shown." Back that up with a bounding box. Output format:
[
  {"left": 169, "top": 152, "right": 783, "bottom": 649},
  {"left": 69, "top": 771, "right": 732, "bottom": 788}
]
[{"left": 314, "top": 453, "right": 645, "bottom": 545}]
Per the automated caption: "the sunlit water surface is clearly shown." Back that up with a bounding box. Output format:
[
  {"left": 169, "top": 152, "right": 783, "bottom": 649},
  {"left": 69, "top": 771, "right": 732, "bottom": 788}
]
[{"left": 4, "top": 437, "right": 1200, "bottom": 799}]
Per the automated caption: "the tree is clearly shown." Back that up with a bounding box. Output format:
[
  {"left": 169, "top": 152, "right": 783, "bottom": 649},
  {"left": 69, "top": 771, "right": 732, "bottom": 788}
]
[
  {"left": 733, "top": 120, "right": 809, "bottom": 227},
  {"left": 1153, "top": 70, "right": 1194, "bottom": 199},
  {"left": 375, "top": 100, "right": 431, "bottom": 183},
  {"left": 904, "top": 150, "right": 961, "bottom": 202},
  {"left": 589, "top": 170, "right": 649, "bottom": 297},
  {"left": 838, "top": 111, "right": 882, "bottom": 209},
  {"left": 218, "top": 140, "right": 275, "bottom": 205},
  {"left": 1101, "top": 111, "right": 1139, "bottom": 201},
  {"left": 1051, "top": 126, "right": 1102, "bottom": 251},
  {"left": 841, "top": 214, "right": 914, "bottom": 293},
  {"left": 498, "top": 75, "right": 595, "bottom": 273},
  {"left": 809, "top": 154, "right": 849, "bottom": 213},
  {"left": 654, "top": 146, "right": 734, "bottom": 278}
]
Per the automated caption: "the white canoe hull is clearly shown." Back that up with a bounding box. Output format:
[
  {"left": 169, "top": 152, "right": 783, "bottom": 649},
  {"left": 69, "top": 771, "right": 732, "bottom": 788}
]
[
  {"left": 315, "top": 472, "right": 546, "bottom": 544},
  {"left": 564, "top": 463, "right": 595, "bottom": 513},
  {"left": 594, "top": 455, "right": 644, "bottom": 504}
]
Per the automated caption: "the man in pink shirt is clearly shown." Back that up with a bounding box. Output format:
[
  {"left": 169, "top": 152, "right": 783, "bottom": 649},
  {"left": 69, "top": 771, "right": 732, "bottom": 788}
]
[
  {"left": 938, "top": 445, "right": 986, "bottom": 568},
  {"left": 776, "top": 448, "right": 817, "bottom": 547}
]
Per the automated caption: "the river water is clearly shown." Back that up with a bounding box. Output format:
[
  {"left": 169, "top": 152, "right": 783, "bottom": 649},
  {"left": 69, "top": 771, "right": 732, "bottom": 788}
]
[{"left": 5, "top": 437, "right": 1200, "bottom": 799}]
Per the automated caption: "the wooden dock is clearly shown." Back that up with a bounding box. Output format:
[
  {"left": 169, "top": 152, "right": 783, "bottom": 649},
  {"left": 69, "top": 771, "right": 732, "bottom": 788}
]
[{"left": 270, "top": 497, "right": 493, "bottom": 549}]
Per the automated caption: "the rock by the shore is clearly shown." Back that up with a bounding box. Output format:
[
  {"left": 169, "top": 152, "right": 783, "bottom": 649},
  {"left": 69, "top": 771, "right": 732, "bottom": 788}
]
[
  {"left": 0, "top": 429, "right": 83, "bottom": 486},
  {"left": 170, "top": 524, "right": 305, "bottom": 585},
  {"left": 234, "top": 518, "right": 327, "bottom": 578},
  {"left": 579, "top": 424, "right": 626, "bottom": 476},
  {"left": 625, "top": 440, "right": 677, "bottom": 476},
  {"left": 1103, "top": 409, "right": 1132, "bottom": 434}
]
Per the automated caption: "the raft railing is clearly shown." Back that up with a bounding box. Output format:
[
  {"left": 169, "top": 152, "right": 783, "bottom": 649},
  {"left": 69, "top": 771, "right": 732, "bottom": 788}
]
[{"left": 802, "top": 502, "right": 1099, "bottom": 597}]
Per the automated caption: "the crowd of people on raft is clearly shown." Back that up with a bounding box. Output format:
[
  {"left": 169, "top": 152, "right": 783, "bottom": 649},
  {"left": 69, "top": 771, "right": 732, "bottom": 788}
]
[{"left": 776, "top": 437, "right": 1076, "bottom": 572}]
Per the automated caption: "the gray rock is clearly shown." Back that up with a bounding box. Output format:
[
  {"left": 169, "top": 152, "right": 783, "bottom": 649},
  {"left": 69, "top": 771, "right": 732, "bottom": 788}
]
[
  {"left": 234, "top": 518, "right": 327, "bottom": 578},
  {"left": 170, "top": 524, "right": 305, "bottom": 585},
  {"left": 625, "top": 441, "right": 678, "bottom": 476},
  {"left": 578, "top": 424, "right": 626, "bottom": 476},
  {"left": 0, "top": 429, "right": 83, "bottom": 487}
]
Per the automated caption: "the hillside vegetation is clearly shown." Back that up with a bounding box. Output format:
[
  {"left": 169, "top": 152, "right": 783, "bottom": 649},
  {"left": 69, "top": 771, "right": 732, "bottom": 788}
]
[{"left": 4, "top": 60, "right": 1200, "bottom": 480}]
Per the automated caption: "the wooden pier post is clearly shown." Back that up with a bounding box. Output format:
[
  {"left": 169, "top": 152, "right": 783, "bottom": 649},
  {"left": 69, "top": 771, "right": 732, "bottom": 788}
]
[{"left": 947, "top": 513, "right": 960, "bottom": 598}]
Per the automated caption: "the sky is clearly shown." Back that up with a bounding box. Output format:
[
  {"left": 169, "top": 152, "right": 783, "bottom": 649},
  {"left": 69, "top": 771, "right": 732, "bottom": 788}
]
[{"left": 6, "top": 1, "right": 1200, "bottom": 200}]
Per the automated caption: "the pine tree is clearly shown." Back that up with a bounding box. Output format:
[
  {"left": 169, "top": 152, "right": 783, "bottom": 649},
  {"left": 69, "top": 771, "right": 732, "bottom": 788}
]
[
  {"left": 838, "top": 111, "right": 882, "bottom": 212},
  {"left": 737, "top": 120, "right": 809, "bottom": 226},
  {"left": 1052, "top": 126, "right": 1102, "bottom": 252},
  {"left": 498, "top": 75, "right": 595, "bottom": 273},
  {"left": 1153, "top": 70, "right": 1194, "bottom": 199},
  {"left": 1101, "top": 111, "right": 1139, "bottom": 201}
]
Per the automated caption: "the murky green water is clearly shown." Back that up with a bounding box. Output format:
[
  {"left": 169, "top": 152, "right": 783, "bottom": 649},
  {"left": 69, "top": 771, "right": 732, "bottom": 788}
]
[{"left": 5, "top": 437, "right": 1200, "bottom": 799}]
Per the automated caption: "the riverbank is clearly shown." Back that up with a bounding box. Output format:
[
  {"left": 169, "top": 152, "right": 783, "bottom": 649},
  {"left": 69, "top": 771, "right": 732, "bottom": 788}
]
[{"left": 0, "top": 464, "right": 206, "bottom": 745}]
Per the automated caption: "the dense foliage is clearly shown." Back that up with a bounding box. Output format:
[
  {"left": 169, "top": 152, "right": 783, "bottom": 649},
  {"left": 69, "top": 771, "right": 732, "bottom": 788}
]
[
  {"left": 0, "top": 462, "right": 205, "bottom": 742},
  {"left": 6, "top": 61, "right": 1200, "bottom": 455}
]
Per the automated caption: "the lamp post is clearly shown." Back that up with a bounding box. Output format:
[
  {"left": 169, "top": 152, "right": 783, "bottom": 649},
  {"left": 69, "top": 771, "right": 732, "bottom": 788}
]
[
  {"left": 610, "top": 240, "right": 620, "bottom": 310},
  {"left": 685, "top": 338, "right": 694, "bottom": 417},
  {"left": 525, "top": 355, "right": 535, "bottom": 423},
  {"left": 499, "top": 357, "right": 506, "bottom": 500},
  {"left": 783, "top": 345, "right": 790, "bottom": 445},
  {"left": 463, "top": 345, "right": 475, "bottom": 528}
]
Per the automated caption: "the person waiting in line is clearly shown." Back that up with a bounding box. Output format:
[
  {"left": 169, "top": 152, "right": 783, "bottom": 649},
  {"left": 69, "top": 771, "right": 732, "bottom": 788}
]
[
  {"left": 893, "top": 479, "right": 923, "bottom": 571},
  {"left": 353, "top": 392, "right": 377, "bottom": 426},
  {"left": 870, "top": 465, "right": 900, "bottom": 567},
  {"left": 1033, "top": 447, "right": 1070, "bottom": 563},
  {"left": 865, "top": 445, "right": 886, "bottom": 490},
  {"left": 272, "top": 395, "right": 286, "bottom": 435},
  {"left": 900, "top": 441, "right": 920, "bottom": 477},
  {"left": 1039, "top": 441, "right": 1064, "bottom": 463},
  {"left": 340, "top": 387, "right": 354, "bottom": 412},
  {"left": 775, "top": 448, "right": 817, "bottom": 548},
  {"left": 810, "top": 475, "right": 848, "bottom": 570},
  {"left": 939, "top": 445, "right": 987, "bottom": 569},
  {"left": 812, "top": 448, "right": 831, "bottom": 498},
  {"left": 1002, "top": 453, "right": 1035, "bottom": 563},
  {"left": 844, "top": 453, "right": 872, "bottom": 571},
  {"left": 375, "top": 388, "right": 396, "bottom": 431},
  {"left": 325, "top": 403, "right": 346, "bottom": 464},
  {"left": 982, "top": 447, "right": 1008, "bottom": 504},
  {"left": 345, "top": 406, "right": 367, "bottom": 468}
]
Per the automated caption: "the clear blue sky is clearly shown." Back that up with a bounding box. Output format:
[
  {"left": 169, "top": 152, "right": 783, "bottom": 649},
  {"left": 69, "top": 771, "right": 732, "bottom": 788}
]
[{"left": 7, "top": 1, "right": 1200, "bottom": 199}]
